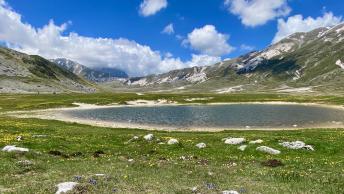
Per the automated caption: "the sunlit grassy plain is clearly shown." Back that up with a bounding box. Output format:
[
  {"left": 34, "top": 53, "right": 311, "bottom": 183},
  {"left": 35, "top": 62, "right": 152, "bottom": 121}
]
[{"left": 0, "top": 93, "right": 344, "bottom": 193}]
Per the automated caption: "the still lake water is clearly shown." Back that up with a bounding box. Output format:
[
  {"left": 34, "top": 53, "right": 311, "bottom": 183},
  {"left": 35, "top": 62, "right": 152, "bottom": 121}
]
[{"left": 65, "top": 104, "right": 344, "bottom": 129}]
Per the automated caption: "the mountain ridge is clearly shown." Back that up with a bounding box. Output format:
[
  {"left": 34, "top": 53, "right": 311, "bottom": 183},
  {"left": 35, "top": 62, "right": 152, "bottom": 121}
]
[
  {"left": 115, "top": 23, "right": 344, "bottom": 94},
  {"left": 51, "top": 58, "right": 128, "bottom": 82},
  {"left": 0, "top": 47, "right": 96, "bottom": 93}
]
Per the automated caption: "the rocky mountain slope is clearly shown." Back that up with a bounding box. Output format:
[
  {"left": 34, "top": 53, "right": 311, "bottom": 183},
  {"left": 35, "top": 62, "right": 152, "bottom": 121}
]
[
  {"left": 0, "top": 47, "right": 96, "bottom": 93},
  {"left": 119, "top": 23, "right": 344, "bottom": 94},
  {"left": 51, "top": 58, "right": 128, "bottom": 82}
]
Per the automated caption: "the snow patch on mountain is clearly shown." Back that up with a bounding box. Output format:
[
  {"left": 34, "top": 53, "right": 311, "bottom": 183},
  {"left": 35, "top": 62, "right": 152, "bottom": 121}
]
[
  {"left": 215, "top": 85, "right": 244, "bottom": 94},
  {"left": 336, "top": 59, "right": 344, "bottom": 69}
]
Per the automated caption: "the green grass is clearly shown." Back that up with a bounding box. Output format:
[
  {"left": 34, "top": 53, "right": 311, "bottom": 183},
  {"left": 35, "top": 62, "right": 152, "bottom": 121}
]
[
  {"left": 1, "top": 92, "right": 344, "bottom": 112},
  {"left": 0, "top": 93, "right": 344, "bottom": 193}
]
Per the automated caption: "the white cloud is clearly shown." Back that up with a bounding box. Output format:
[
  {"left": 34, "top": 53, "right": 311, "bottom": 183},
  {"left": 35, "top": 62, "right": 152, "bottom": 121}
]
[
  {"left": 225, "top": 0, "right": 291, "bottom": 27},
  {"left": 240, "top": 44, "right": 255, "bottom": 51},
  {"left": 139, "top": 0, "right": 167, "bottom": 17},
  {"left": 0, "top": 1, "right": 219, "bottom": 77},
  {"left": 162, "top": 23, "right": 174, "bottom": 35},
  {"left": 273, "top": 12, "right": 342, "bottom": 43},
  {"left": 184, "top": 25, "right": 234, "bottom": 56},
  {"left": 186, "top": 54, "right": 221, "bottom": 67}
]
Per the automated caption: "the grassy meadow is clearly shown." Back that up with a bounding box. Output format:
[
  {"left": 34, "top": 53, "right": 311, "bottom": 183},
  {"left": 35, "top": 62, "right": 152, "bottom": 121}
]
[{"left": 0, "top": 93, "right": 344, "bottom": 193}]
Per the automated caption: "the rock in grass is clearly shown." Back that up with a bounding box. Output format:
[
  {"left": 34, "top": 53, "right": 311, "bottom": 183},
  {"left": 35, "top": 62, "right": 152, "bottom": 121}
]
[
  {"left": 222, "top": 190, "right": 239, "bottom": 194},
  {"left": 56, "top": 182, "right": 78, "bottom": 194},
  {"left": 249, "top": 139, "right": 264, "bottom": 144},
  {"left": 238, "top": 145, "right": 247, "bottom": 151},
  {"left": 2, "top": 145, "right": 28, "bottom": 152},
  {"left": 144, "top": 134, "right": 154, "bottom": 141},
  {"left": 17, "top": 160, "right": 33, "bottom": 167},
  {"left": 196, "top": 143, "right": 206, "bottom": 149},
  {"left": 191, "top": 186, "right": 198, "bottom": 193},
  {"left": 224, "top": 138, "right": 245, "bottom": 145},
  {"left": 256, "top": 146, "right": 280, "bottom": 155},
  {"left": 279, "top": 141, "right": 314, "bottom": 151},
  {"left": 16, "top": 136, "right": 23, "bottom": 141},
  {"left": 167, "top": 138, "right": 179, "bottom": 145}
]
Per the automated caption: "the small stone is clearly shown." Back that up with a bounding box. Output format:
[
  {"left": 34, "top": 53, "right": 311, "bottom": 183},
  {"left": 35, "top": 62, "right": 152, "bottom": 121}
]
[
  {"left": 196, "top": 143, "right": 206, "bottom": 149},
  {"left": 222, "top": 190, "right": 239, "bottom": 194},
  {"left": 191, "top": 187, "right": 198, "bottom": 193},
  {"left": 95, "top": 174, "right": 105, "bottom": 176},
  {"left": 249, "top": 139, "right": 263, "bottom": 144},
  {"left": 256, "top": 146, "right": 280, "bottom": 155},
  {"left": 17, "top": 160, "right": 33, "bottom": 166},
  {"left": 88, "top": 178, "right": 97, "bottom": 185},
  {"left": 224, "top": 138, "right": 245, "bottom": 145},
  {"left": 56, "top": 182, "right": 78, "bottom": 194},
  {"left": 128, "top": 159, "right": 134, "bottom": 162},
  {"left": 16, "top": 136, "right": 23, "bottom": 141},
  {"left": 74, "top": 176, "right": 82, "bottom": 181},
  {"left": 304, "top": 145, "right": 315, "bottom": 151},
  {"left": 206, "top": 183, "right": 216, "bottom": 190},
  {"left": 238, "top": 145, "right": 247, "bottom": 151},
  {"left": 144, "top": 134, "right": 154, "bottom": 141},
  {"left": 167, "top": 138, "right": 179, "bottom": 145}
]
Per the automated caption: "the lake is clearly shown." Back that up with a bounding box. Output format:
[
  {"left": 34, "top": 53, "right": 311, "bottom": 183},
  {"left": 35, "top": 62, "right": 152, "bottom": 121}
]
[{"left": 64, "top": 104, "right": 344, "bottom": 129}]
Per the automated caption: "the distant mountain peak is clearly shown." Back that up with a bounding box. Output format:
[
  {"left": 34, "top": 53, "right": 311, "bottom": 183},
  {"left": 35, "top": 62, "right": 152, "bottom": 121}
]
[{"left": 51, "top": 58, "right": 128, "bottom": 82}]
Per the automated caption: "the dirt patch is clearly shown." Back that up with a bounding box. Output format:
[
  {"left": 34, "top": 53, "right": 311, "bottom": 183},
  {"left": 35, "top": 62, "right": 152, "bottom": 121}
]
[
  {"left": 48, "top": 150, "right": 69, "bottom": 158},
  {"left": 261, "top": 159, "right": 284, "bottom": 167},
  {"left": 93, "top": 150, "right": 105, "bottom": 158}
]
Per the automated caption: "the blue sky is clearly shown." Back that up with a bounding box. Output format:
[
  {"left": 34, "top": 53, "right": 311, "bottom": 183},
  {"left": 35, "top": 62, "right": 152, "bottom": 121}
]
[{"left": 1, "top": 0, "right": 344, "bottom": 76}]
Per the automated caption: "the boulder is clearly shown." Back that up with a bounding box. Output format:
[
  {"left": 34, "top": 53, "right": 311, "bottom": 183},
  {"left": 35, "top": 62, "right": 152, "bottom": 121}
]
[
  {"left": 256, "top": 146, "right": 280, "bottom": 155},
  {"left": 144, "top": 134, "right": 154, "bottom": 141},
  {"left": 279, "top": 141, "right": 314, "bottom": 151},
  {"left": 195, "top": 143, "right": 206, "bottom": 149},
  {"left": 249, "top": 139, "right": 263, "bottom": 144},
  {"left": 2, "top": 145, "right": 29, "bottom": 152},
  {"left": 224, "top": 138, "right": 245, "bottom": 145},
  {"left": 56, "top": 182, "right": 78, "bottom": 194},
  {"left": 167, "top": 138, "right": 179, "bottom": 145}
]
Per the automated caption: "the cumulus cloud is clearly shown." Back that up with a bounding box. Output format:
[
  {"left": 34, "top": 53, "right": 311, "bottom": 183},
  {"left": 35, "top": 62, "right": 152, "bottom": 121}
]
[
  {"left": 225, "top": 0, "right": 291, "bottom": 27},
  {"left": 162, "top": 23, "right": 174, "bottom": 35},
  {"left": 184, "top": 25, "right": 234, "bottom": 56},
  {"left": 273, "top": 12, "right": 342, "bottom": 43},
  {"left": 0, "top": 1, "right": 219, "bottom": 77},
  {"left": 139, "top": 0, "right": 167, "bottom": 17}
]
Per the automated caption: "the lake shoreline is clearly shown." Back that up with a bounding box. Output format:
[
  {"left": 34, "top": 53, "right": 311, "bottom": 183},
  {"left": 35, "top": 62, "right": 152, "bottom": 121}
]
[{"left": 6, "top": 101, "right": 344, "bottom": 132}]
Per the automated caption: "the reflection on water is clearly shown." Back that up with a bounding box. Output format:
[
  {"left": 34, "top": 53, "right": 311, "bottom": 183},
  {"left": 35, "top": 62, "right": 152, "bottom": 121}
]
[{"left": 65, "top": 104, "right": 344, "bottom": 129}]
